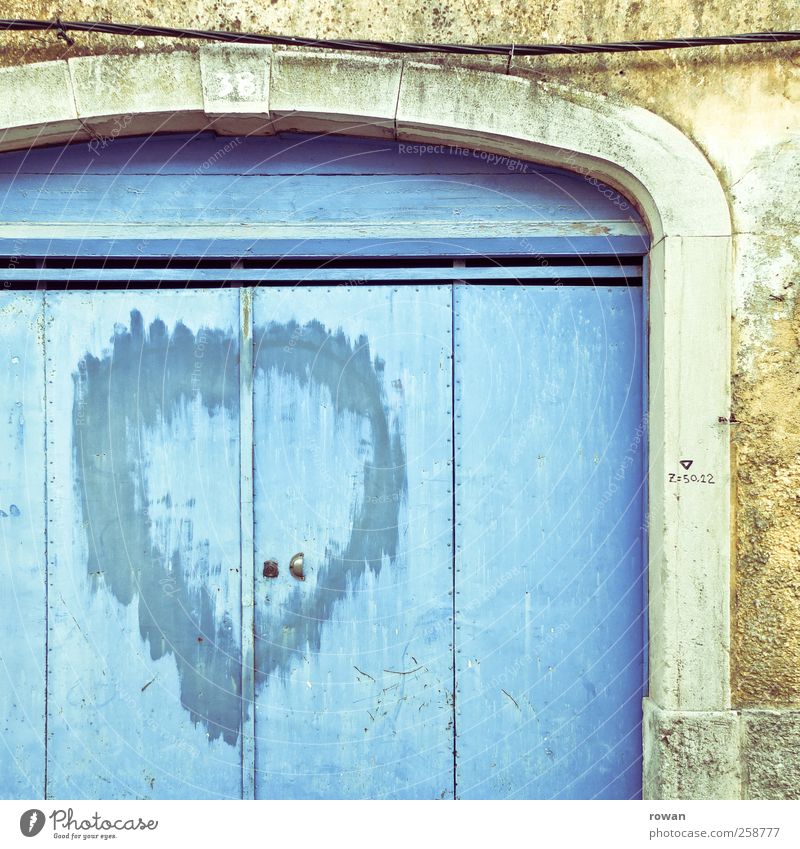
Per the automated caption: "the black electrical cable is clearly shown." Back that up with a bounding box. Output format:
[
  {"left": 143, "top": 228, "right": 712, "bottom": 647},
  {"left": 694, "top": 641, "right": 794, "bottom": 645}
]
[{"left": 0, "top": 18, "right": 799, "bottom": 57}]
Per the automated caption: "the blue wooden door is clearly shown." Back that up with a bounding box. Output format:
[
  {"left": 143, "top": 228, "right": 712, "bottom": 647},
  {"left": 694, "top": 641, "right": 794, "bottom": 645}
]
[
  {"left": 453, "top": 284, "right": 645, "bottom": 799},
  {"left": 0, "top": 132, "right": 647, "bottom": 800},
  {"left": 0, "top": 292, "right": 46, "bottom": 797},
  {"left": 45, "top": 291, "right": 243, "bottom": 799},
  {"left": 251, "top": 286, "right": 455, "bottom": 799},
  {"left": 246, "top": 282, "right": 644, "bottom": 799},
  {"left": 0, "top": 283, "right": 644, "bottom": 800}
]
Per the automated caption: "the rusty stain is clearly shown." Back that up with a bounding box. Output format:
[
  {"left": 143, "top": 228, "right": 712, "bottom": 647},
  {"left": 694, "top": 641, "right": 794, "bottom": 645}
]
[
  {"left": 262, "top": 559, "right": 279, "bottom": 579},
  {"left": 242, "top": 291, "right": 251, "bottom": 340}
]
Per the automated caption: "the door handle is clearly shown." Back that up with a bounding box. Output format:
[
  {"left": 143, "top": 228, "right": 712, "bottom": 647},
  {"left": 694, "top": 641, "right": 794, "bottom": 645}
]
[
  {"left": 289, "top": 552, "right": 305, "bottom": 581},
  {"left": 262, "top": 555, "right": 304, "bottom": 580}
]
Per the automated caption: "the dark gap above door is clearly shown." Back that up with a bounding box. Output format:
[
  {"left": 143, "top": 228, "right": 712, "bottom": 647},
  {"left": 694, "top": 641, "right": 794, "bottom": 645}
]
[{"left": 0, "top": 255, "right": 643, "bottom": 290}]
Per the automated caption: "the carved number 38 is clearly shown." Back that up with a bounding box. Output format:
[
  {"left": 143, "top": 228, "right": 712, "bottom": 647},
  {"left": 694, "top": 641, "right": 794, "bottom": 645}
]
[{"left": 215, "top": 71, "right": 258, "bottom": 99}]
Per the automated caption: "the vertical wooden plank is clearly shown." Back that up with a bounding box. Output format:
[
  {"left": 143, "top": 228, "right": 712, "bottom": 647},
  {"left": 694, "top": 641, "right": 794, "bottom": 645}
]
[
  {"left": 252, "top": 285, "right": 454, "bottom": 799},
  {"left": 239, "top": 287, "right": 256, "bottom": 800},
  {"left": 45, "top": 290, "right": 243, "bottom": 799},
  {"left": 0, "top": 292, "right": 46, "bottom": 798},
  {"left": 455, "top": 284, "right": 645, "bottom": 799}
]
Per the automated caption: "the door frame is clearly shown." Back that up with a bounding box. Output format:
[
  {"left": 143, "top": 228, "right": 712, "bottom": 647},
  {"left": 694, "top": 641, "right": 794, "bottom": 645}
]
[{"left": 0, "top": 46, "right": 735, "bottom": 798}]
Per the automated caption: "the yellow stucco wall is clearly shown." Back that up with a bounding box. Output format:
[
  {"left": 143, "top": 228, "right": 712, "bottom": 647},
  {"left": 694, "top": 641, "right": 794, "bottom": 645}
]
[{"left": 1, "top": 0, "right": 799, "bottom": 709}]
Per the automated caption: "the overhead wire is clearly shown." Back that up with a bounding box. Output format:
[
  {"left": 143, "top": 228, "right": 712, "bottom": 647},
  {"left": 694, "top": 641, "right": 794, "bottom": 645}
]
[{"left": 0, "top": 19, "right": 799, "bottom": 58}]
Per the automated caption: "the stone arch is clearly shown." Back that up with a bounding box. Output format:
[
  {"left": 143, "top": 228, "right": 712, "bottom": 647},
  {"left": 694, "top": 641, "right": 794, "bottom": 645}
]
[{"left": 0, "top": 45, "right": 735, "bottom": 798}]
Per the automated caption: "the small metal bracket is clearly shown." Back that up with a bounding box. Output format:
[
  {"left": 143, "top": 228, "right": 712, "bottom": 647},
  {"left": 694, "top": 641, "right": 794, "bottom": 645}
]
[{"left": 54, "top": 18, "right": 75, "bottom": 47}]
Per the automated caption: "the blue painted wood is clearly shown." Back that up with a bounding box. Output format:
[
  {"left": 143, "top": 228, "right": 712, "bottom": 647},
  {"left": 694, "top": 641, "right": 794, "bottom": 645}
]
[
  {"left": 44, "top": 290, "right": 244, "bottom": 799},
  {"left": 252, "top": 285, "right": 454, "bottom": 799},
  {"left": 0, "top": 234, "right": 649, "bottom": 260},
  {"left": 0, "top": 175, "right": 642, "bottom": 230},
  {"left": 453, "top": 284, "right": 645, "bottom": 800},
  {"left": 640, "top": 256, "right": 651, "bottom": 698},
  {"left": 0, "top": 131, "right": 649, "bottom": 800},
  {"left": 0, "top": 292, "right": 46, "bottom": 798},
  {"left": 0, "top": 133, "right": 648, "bottom": 259},
  {"left": 0, "top": 131, "right": 638, "bottom": 180},
  {"left": 1, "top": 265, "right": 643, "bottom": 284}
]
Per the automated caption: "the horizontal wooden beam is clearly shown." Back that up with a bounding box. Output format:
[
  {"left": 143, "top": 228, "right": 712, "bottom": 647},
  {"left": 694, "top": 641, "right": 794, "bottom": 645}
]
[{"left": 1, "top": 264, "right": 643, "bottom": 285}]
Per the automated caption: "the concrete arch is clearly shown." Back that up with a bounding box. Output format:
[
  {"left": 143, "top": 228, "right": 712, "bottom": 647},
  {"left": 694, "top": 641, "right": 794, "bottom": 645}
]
[{"left": 0, "top": 45, "right": 735, "bottom": 798}]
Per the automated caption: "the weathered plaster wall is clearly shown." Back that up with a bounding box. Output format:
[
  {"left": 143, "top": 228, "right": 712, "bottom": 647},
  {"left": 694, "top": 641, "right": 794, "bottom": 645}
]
[{"left": 0, "top": 0, "right": 799, "bottom": 797}]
